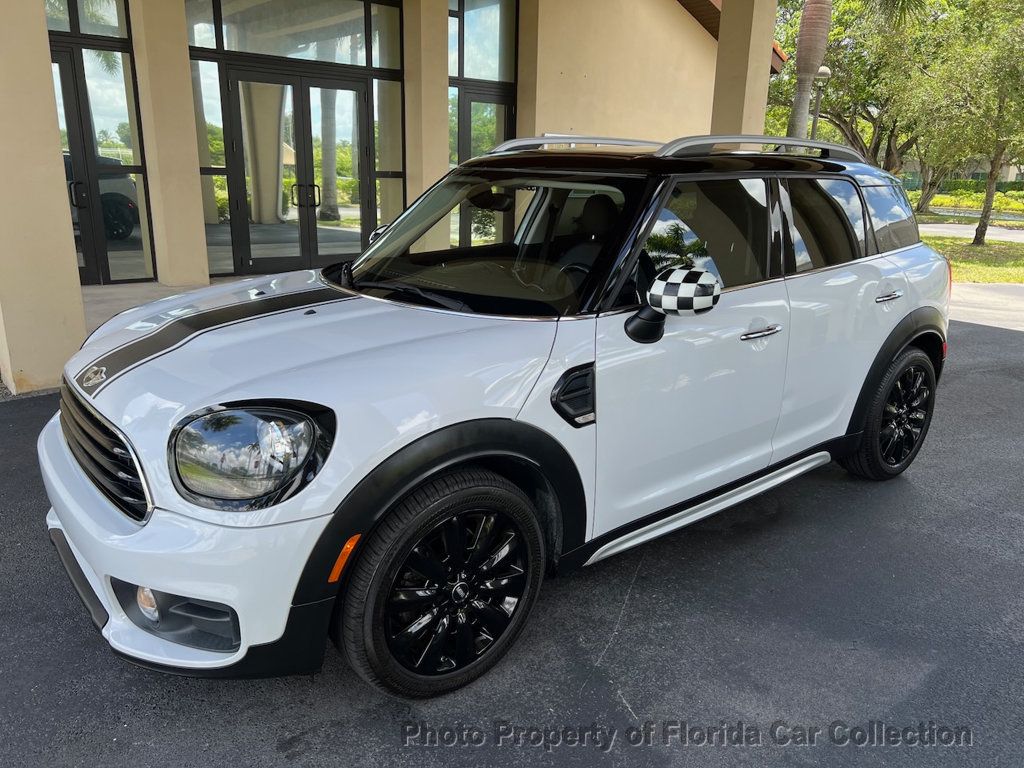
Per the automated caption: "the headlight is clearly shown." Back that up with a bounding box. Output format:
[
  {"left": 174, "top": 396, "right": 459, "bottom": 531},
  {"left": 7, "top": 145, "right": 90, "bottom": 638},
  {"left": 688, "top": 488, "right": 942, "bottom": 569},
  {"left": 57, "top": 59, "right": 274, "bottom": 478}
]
[{"left": 173, "top": 407, "right": 321, "bottom": 504}]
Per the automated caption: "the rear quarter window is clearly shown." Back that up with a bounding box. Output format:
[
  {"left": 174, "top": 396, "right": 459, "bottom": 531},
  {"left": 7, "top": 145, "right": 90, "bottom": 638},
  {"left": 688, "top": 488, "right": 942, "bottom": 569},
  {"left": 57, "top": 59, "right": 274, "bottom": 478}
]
[{"left": 863, "top": 184, "right": 920, "bottom": 252}]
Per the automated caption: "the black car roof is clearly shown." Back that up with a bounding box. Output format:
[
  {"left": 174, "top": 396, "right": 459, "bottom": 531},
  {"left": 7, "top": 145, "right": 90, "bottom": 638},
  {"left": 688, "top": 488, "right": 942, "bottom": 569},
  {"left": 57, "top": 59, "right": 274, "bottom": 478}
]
[{"left": 461, "top": 150, "right": 901, "bottom": 187}]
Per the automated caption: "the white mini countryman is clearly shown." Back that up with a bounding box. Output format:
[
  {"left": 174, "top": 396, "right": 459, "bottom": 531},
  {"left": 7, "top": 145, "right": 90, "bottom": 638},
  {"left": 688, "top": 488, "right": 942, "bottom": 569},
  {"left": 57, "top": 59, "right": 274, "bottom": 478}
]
[{"left": 40, "top": 136, "right": 950, "bottom": 697}]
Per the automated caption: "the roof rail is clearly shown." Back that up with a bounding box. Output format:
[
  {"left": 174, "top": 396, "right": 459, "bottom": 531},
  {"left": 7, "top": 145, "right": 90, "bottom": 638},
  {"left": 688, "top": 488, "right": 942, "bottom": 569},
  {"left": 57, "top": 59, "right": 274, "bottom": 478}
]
[
  {"left": 654, "top": 134, "right": 865, "bottom": 163},
  {"left": 489, "top": 134, "right": 660, "bottom": 154}
]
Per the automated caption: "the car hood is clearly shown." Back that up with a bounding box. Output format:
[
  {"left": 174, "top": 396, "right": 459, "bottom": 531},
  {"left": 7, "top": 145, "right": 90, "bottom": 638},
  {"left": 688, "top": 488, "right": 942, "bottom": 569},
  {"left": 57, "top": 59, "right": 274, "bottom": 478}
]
[{"left": 64, "top": 272, "right": 559, "bottom": 517}]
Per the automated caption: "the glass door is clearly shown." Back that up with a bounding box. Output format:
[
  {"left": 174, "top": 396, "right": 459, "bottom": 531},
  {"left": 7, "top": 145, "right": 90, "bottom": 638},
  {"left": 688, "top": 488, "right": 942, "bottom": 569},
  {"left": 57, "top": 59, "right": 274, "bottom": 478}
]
[
  {"left": 452, "top": 85, "right": 515, "bottom": 246},
  {"left": 227, "top": 69, "right": 370, "bottom": 274},
  {"left": 307, "top": 79, "right": 371, "bottom": 268},
  {"left": 50, "top": 46, "right": 153, "bottom": 284}
]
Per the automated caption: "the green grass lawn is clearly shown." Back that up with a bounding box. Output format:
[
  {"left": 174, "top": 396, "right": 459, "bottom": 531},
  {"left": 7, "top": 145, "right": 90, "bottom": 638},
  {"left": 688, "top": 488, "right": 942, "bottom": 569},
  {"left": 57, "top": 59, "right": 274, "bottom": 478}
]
[
  {"left": 922, "top": 235, "right": 1024, "bottom": 284},
  {"left": 916, "top": 213, "right": 1024, "bottom": 230}
]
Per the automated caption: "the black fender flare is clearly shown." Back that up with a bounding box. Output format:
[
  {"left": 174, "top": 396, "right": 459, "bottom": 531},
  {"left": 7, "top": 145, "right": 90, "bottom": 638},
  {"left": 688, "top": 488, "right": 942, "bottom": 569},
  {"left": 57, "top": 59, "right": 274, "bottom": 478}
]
[
  {"left": 845, "top": 306, "right": 947, "bottom": 438},
  {"left": 291, "top": 418, "right": 587, "bottom": 605}
]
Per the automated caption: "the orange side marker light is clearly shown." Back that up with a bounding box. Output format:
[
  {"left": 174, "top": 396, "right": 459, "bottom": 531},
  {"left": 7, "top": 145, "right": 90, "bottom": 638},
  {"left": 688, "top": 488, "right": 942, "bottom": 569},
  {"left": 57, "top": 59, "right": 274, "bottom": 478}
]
[{"left": 328, "top": 534, "right": 361, "bottom": 583}]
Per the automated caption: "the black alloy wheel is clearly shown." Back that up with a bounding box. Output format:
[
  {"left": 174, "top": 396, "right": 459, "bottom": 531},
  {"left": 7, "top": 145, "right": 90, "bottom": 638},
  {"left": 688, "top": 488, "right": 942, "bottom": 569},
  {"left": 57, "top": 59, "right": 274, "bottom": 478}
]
[
  {"left": 841, "top": 347, "right": 937, "bottom": 481},
  {"left": 385, "top": 510, "right": 528, "bottom": 675},
  {"left": 879, "top": 365, "right": 931, "bottom": 466},
  {"left": 338, "top": 468, "right": 545, "bottom": 697}
]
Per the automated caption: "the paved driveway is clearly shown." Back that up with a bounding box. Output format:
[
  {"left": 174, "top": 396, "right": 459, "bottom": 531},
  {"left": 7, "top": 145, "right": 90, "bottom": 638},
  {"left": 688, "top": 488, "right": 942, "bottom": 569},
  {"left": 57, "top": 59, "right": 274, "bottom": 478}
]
[
  {"left": 920, "top": 222, "right": 1024, "bottom": 242},
  {"left": 2, "top": 291, "right": 1023, "bottom": 767}
]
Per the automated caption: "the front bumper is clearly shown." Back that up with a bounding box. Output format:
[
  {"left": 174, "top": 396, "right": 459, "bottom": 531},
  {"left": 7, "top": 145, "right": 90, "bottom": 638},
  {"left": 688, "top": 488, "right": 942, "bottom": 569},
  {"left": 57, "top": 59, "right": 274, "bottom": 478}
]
[{"left": 39, "top": 413, "right": 335, "bottom": 677}]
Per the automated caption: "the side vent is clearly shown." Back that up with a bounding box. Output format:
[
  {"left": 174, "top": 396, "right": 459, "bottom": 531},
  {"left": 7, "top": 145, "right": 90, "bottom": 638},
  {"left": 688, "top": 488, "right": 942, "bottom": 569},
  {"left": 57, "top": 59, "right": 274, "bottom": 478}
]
[{"left": 551, "top": 364, "right": 596, "bottom": 428}]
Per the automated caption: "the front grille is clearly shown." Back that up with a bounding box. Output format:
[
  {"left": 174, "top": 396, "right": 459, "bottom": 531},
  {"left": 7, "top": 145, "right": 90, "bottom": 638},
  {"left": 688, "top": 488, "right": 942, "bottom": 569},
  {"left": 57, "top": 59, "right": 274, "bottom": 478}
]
[{"left": 60, "top": 381, "right": 149, "bottom": 522}]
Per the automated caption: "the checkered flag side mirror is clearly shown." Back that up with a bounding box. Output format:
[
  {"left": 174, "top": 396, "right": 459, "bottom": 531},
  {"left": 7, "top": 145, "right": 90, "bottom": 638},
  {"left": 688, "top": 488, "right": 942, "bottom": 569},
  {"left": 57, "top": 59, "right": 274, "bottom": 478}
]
[{"left": 647, "top": 267, "right": 722, "bottom": 315}]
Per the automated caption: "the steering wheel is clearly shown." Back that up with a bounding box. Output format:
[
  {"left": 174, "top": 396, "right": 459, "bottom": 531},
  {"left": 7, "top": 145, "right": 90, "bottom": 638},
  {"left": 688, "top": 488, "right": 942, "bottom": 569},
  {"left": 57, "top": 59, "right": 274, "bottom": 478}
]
[{"left": 558, "top": 263, "right": 591, "bottom": 282}]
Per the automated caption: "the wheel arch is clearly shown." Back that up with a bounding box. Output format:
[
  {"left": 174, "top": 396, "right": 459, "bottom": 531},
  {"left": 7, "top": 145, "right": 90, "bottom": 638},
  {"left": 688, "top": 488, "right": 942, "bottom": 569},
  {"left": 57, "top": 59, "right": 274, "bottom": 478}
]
[
  {"left": 846, "top": 307, "right": 947, "bottom": 440},
  {"left": 292, "top": 418, "right": 588, "bottom": 606}
]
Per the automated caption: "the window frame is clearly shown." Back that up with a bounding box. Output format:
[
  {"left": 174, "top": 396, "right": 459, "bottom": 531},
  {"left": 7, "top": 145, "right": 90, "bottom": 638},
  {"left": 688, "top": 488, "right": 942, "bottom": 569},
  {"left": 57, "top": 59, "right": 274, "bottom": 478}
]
[{"left": 775, "top": 174, "right": 870, "bottom": 277}]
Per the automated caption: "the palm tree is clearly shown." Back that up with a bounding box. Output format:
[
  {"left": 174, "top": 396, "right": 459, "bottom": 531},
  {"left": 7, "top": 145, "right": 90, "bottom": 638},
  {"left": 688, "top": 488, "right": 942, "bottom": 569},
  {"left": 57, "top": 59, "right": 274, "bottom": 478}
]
[{"left": 786, "top": 0, "right": 925, "bottom": 140}]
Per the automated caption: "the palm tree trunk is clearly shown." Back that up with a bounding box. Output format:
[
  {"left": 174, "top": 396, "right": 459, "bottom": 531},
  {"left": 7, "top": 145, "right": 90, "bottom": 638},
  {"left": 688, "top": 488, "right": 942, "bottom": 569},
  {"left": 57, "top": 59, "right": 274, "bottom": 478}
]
[
  {"left": 319, "top": 88, "right": 340, "bottom": 221},
  {"left": 787, "top": 0, "right": 833, "bottom": 139}
]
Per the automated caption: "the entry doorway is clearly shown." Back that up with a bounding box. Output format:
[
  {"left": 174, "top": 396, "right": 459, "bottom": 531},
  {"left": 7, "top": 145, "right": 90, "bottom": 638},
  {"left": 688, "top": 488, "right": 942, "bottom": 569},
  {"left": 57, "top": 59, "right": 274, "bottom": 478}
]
[
  {"left": 50, "top": 46, "right": 154, "bottom": 285},
  {"left": 224, "top": 68, "right": 372, "bottom": 274}
]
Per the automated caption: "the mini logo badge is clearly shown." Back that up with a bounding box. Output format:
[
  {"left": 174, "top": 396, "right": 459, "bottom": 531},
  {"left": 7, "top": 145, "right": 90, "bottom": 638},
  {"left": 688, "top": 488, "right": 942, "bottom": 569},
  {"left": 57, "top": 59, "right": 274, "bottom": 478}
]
[{"left": 82, "top": 365, "right": 107, "bottom": 388}]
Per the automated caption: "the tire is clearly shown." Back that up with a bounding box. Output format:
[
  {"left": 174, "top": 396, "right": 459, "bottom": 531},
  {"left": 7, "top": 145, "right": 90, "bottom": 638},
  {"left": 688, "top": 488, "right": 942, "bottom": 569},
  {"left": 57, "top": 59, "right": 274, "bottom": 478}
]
[
  {"left": 338, "top": 468, "right": 545, "bottom": 698},
  {"left": 841, "top": 347, "right": 937, "bottom": 481}
]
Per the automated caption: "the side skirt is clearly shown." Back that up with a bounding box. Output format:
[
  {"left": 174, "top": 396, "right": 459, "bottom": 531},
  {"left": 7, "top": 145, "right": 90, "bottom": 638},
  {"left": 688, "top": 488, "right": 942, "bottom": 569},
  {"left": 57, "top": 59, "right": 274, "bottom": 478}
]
[{"left": 558, "top": 435, "right": 858, "bottom": 572}]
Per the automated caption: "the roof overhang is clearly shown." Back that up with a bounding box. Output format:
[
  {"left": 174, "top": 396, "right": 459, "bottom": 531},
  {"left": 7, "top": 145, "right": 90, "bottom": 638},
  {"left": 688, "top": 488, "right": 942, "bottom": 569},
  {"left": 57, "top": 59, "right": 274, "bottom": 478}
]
[{"left": 676, "top": 0, "right": 789, "bottom": 74}]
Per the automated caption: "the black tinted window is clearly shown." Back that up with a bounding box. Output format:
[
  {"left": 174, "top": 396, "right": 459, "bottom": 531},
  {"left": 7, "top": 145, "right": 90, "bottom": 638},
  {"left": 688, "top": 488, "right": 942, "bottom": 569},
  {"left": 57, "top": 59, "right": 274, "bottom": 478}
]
[
  {"left": 863, "top": 184, "right": 920, "bottom": 252},
  {"left": 623, "top": 178, "right": 769, "bottom": 304},
  {"left": 781, "top": 178, "right": 865, "bottom": 273}
]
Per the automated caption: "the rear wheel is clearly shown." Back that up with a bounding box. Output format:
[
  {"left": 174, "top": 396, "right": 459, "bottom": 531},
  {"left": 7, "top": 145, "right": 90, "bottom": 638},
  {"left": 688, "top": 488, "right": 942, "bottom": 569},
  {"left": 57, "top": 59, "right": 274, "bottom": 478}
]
[
  {"left": 841, "top": 347, "right": 936, "bottom": 480},
  {"left": 338, "top": 468, "right": 545, "bottom": 697}
]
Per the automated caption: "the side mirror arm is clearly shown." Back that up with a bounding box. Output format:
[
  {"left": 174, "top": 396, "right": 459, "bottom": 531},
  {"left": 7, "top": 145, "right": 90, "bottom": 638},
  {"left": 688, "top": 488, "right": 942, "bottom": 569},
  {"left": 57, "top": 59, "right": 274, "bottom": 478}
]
[{"left": 624, "top": 305, "right": 666, "bottom": 344}]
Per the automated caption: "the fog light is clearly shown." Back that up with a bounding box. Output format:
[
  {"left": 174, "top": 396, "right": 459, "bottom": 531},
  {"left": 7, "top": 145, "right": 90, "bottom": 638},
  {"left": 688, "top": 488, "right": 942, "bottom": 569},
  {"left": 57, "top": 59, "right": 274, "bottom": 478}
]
[{"left": 136, "top": 586, "right": 159, "bottom": 622}]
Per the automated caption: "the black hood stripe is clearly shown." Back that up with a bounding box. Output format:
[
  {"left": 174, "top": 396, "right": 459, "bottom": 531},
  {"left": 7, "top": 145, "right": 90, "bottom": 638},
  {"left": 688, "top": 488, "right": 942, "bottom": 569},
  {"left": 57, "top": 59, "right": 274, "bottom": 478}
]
[{"left": 75, "top": 286, "right": 350, "bottom": 397}]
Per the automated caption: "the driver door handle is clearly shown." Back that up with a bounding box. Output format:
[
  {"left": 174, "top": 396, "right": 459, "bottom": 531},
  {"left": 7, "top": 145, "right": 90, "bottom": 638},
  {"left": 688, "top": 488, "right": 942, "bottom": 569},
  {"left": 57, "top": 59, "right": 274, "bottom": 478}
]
[
  {"left": 740, "top": 324, "right": 784, "bottom": 341},
  {"left": 875, "top": 289, "right": 904, "bottom": 303}
]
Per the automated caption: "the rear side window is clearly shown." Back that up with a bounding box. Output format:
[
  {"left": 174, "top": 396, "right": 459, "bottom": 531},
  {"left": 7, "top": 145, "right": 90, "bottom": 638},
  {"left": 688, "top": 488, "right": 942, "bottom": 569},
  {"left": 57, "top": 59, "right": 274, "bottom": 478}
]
[
  {"left": 863, "top": 184, "right": 920, "bottom": 252},
  {"left": 780, "top": 177, "right": 865, "bottom": 273},
  {"left": 638, "top": 178, "right": 770, "bottom": 291}
]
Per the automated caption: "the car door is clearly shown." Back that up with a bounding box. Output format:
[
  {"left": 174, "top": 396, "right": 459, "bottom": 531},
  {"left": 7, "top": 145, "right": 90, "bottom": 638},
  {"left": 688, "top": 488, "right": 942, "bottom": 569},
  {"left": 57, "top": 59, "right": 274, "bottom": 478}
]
[
  {"left": 770, "top": 176, "right": 910, "bottom": 461},
  {"left": 592, "top": 177, "right": 791, "bottom": 538}
]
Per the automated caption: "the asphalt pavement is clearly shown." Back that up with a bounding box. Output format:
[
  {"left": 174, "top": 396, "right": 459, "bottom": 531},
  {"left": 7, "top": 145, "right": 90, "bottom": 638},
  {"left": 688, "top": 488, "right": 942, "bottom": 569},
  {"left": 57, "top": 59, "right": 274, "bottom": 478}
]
[{"left": 1, "top": 295, "right": 1023, "bottom": 767}]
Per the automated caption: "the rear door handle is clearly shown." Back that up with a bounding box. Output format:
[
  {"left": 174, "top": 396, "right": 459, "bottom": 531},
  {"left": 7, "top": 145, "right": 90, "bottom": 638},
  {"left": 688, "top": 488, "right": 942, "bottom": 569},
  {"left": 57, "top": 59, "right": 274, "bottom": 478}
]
[
  {"left": 875, "top": 290, "right": 904, "bottom": 303},
  {"left": 740, "top": 324, "right": 783, "bottom": 341}
]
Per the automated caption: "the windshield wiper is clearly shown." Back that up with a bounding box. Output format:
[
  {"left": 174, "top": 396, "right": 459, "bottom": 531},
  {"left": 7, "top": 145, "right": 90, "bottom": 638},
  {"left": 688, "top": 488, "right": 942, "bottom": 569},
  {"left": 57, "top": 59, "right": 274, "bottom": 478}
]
[{"left": 354, "top": 279, "right": 471, "bottom": 313}]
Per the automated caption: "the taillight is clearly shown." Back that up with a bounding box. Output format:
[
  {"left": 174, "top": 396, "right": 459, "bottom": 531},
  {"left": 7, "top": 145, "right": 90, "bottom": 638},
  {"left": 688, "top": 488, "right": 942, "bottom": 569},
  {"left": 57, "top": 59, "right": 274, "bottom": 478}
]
[{"left": 942, "top": 341, "right": 948, "bottom": 360}]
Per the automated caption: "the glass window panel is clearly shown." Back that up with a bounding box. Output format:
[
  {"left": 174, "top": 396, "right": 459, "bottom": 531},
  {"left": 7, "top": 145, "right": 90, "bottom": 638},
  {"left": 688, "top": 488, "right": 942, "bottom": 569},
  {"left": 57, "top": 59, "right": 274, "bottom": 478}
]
[
  {"left": 448, "top": 16, "right": 460, "bottom": 77},
  {"left": 223, "top": 0, "right": 367, "bottom": 65},
  {"left": 371, "top": 4, "right": 400, "bottom": 69},
  {"left": 190, "top": 60, "right": 225, "bottom": 167},
  {"left": 469, "top": 101, "right": 507, "bottom": 157},
  {"left": 185, "top": 0, "right": 217, "bottom": 48},
  {"left": 640, "top": 179, "right": 770, "bottom": 289},
  {"left": 374, "top": 80, "right": 403, "bottom": 172},
  {"left": 310, "top": 85, "right": 363, "bottom": 258},
  {"left": 52, "top": 63, "right": 85, "bottom": 268},
  {"left": 82, "top": 49, "right": 141, "bottom": 165},
  {"left": 464, "top": 0, "right": 515, "bottom": 82},
  {"left": 46, "top": 0, "right": 71, "bottom": 31},
  {"left": 77, "top": 0, "right": 127, "bottom": 37},
  {"left": 782, "top": 179, "right": 860, "bottom": 273},
  {"left": 102, "top": 172, "right": 154, "bottom": 280},
  {"left": 863, "top": 185, "right": 921, "bottom": 252},
  {"left": 448, "top": 86, "right": 459, "bottom": 167},
  {"left": 199, "top": 174, "right": 233, "bottom": 274},
  {"left": 239, "top": 81, "right": 301, "bottom": 261},
  {"left": 376, "top": 177, "right": 404, "bottom": 227},
  {"left": 449, "top": 0, "right": 459, "bottom": 10}
]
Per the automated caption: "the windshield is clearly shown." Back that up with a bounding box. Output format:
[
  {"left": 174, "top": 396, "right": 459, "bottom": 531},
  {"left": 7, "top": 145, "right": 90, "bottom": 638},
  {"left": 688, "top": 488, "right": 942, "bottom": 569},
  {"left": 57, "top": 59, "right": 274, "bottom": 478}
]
[{"left": 324, "top": 170, "right": 647, "bottom": 316}]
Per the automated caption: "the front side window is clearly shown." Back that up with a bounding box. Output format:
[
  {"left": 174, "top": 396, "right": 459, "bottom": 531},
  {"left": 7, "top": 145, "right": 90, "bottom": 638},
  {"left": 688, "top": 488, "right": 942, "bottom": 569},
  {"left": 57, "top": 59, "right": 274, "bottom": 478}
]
[
  {"left": 863, "top": 184, "right": 920, "bottom": 252},
  {"left": 621, "top": 178, "right": 770, "bottom": 305},
  {"left": 324, "top": 171, "right": 646, "bottom": 316},
  {"left": 780, "top": 177, "right": 865, "bottom": 274}
]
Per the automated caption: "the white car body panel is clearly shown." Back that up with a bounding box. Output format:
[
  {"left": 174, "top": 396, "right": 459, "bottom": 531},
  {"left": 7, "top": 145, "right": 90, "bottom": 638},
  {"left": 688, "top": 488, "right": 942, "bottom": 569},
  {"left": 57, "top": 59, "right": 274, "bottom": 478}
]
[
  {"left": 592, "top": 281, "right": 791, "bottom": 537},
  {"left": 770, "top": 253, "right": 911, "bottom": 460}
]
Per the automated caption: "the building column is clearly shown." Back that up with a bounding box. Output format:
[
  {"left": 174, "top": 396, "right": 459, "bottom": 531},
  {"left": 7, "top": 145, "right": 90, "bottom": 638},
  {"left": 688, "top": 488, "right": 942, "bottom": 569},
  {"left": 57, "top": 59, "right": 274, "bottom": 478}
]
[
  {"left": 403, "top": 0, "right": 449, "bottom": 200},
  {"left": 0, "top": 1, "right": 86, "bottom": 393},
  {"left": 130, "top": 0, "right": 210, "bottom": 286},
  {"left": 710, "top": 0, "right": 779, "bottom": 135}
]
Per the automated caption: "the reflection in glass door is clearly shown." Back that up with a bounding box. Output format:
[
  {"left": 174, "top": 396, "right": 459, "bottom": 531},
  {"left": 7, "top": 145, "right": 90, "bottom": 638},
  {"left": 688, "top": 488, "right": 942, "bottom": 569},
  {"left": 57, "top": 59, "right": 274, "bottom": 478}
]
[{"left": 228, "top": 70, "right": 370, "bottom": 273}]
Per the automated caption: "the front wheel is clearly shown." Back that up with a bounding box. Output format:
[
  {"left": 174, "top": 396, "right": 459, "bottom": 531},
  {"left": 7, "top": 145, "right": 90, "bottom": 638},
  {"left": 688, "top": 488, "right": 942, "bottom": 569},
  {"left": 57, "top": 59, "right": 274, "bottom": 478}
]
[
  {"left": 338, "top": 468, "right": 545, "bottom": 697},
  {"left": 841, "top": 347, "right": 937, "bottom": 481}
]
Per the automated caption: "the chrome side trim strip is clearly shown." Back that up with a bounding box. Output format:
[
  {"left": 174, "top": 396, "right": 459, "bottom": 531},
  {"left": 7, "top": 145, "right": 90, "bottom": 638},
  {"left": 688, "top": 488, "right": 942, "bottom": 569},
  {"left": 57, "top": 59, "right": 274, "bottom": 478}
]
[{"left": 584, "top": 451, "right": 832, "bottom": 566}]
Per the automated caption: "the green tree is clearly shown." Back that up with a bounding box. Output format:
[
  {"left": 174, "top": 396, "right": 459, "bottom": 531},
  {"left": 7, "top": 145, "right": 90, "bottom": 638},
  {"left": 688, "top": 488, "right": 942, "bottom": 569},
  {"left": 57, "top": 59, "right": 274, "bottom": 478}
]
[
  {"left": 115, "top": 121, "right": 132, "bottom": 149},
  {"left": 785, "top": 0, "right": 926, "bottom": 140}
]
